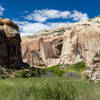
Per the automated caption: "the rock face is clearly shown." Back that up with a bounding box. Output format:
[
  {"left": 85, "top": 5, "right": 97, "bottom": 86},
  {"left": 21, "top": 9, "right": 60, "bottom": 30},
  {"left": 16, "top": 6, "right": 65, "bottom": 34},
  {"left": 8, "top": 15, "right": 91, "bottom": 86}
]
[
  {"left": 0, "top": 18, "right": 22, "bottom": 67},
  {"left": 22, "top": 34, "right": 63, "bottom": 67},
  {"left": 22, "top": 16, "right": 100, "bottom": 67},
  {"left": 60, "top": 17, "right": 100, "bottom": 65}
]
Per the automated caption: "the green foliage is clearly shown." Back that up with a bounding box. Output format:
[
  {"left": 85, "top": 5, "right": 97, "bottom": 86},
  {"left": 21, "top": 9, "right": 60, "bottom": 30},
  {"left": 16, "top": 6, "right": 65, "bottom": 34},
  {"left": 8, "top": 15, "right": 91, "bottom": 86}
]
[
  {"left": 45, "top": 64, "right": 63, "bottom": 72},
  {"left": 67, "top": 61, "right": 86, "bottom": 72},
  {"left": 53, "top": 70, "right": 65, "bottom": 77},
  {"left": 45, "top": 64, "right": 65, "bottom": 76},
  {"left": 0, "top": 77, "right": 99, "bottom": 100},
  {"left": 30, "top": 67, "right": 45, "bottom": 77},
  {"left": 15, "top": 71, "right": 29, "bottom": 78}
]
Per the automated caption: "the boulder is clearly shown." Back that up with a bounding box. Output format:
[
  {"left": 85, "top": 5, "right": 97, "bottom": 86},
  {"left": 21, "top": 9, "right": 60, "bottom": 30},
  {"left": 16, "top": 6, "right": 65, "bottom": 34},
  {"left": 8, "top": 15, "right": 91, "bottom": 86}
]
[{"left": 0, "top": 18, "right": 22, "bottom": 67}]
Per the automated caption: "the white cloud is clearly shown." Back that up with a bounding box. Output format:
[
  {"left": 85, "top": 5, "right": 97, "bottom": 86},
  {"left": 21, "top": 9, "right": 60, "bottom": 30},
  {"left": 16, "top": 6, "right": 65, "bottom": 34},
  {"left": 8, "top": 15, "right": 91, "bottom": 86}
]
[
  {"left": 14, "top": 21, "right": 49, "bottom": 35},
  {"left": 21, "top": 23, "right": 49, "bottom": 35},
  {"left": 70, "top": 10, "right": 89, "bottom": 21},
  {"left": 14, "top": 9, "right": 89, "bottom": 36},
  {"left": 24, "top": 9, "right": 71, "bottom": 22},
  {"left": 14, "top": 21, "right": 70, "bottom": 36},
  {"left": 0, "top": 5, "right": 5, "bottom": 16},
  {"left": 24, "top": 9, "right": 89, "bottom": 22}
]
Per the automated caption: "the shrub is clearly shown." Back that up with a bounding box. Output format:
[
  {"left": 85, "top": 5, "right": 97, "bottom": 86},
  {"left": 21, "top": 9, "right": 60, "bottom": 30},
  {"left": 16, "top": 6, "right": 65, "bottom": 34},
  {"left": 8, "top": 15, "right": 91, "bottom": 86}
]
[
  {"left": 53, "top": 70, "right": 65, "bottom": 77},
  {"left": 30, "top": 69, "right": 39, "bottom": 77},
  {"left": 15, "top": 71, "right": 29, "bottom": 78},
  {"left": 45, "top": 64, "right": 63, "bottom": 72},
  {"left": 45, "top": 64, "right": 65, "bottom": 76},
  {"left": 30, "top": 67, "right": 46, "bottom": 77},
  {"left": 67, "top": 61, "right": 86, "bottom": 72}
]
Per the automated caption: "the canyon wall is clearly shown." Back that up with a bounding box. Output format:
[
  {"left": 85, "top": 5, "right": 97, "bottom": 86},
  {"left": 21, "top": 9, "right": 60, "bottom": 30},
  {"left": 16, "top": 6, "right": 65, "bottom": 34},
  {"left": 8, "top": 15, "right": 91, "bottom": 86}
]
[{"left": 22, "top": 17, "right": 100, "bottom": 67}]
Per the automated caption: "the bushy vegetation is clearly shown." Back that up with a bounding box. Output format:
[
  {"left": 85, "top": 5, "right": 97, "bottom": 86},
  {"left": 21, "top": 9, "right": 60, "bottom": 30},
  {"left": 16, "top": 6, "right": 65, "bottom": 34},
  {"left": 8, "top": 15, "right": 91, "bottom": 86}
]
[
  {"left": 15, "top": 71, "right": 29, "bottom": 78},
  {"left": 66, "top": 61, "right": 86, "bottom": 72},
  {"left": 0, "top": 77, "right": 99, "bottom": 100},
  {"left": 0, "top": 62, "right": 87, "bottom": 78},
  {"left": 30, "top": 67, "right": 45, "bottom": 77},
  {"left": 44, "top": 62, "right": 86, "bottom": 77},
  {"left": 45, "top": 64, "right": 65, "bottom": 77}
]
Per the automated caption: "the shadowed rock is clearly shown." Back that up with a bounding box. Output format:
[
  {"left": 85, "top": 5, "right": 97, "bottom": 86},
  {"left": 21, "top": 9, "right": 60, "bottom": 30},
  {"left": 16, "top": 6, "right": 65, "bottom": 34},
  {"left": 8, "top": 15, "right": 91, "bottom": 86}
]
[{"left": 0, "top": 18, "right": 22, "bottom": 67}]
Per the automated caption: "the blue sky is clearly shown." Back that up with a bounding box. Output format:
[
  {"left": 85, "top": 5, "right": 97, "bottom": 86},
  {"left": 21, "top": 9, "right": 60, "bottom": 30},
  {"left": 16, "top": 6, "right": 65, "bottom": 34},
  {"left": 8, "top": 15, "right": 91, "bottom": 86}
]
[{"left": 0, "top": 0, "right": 99, "bottom": 35}]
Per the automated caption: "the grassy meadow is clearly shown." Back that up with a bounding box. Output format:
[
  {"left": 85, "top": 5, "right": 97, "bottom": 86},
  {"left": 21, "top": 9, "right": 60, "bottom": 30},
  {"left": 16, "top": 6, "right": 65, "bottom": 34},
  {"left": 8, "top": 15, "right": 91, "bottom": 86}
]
[{"left": 0, "top": 77, "right": 100, "bottom": 100}]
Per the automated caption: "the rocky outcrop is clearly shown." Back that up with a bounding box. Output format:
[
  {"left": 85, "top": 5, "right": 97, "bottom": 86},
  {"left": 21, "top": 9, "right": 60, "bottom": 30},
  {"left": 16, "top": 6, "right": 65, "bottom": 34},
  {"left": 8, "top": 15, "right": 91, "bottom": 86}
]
[
  {"left": 83, "top": 56, "right": 100, "bottom": 82},
  {"left": 22, "top": 16, "right": 100, "bottom": 67},
  {"left": 0, "top": 18, "right": 22, "bottom": 67}
]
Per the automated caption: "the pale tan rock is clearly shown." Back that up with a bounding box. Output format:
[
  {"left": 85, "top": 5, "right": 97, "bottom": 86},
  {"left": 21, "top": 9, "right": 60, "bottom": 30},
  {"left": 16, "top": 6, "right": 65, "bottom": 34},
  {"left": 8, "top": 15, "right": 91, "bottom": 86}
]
[
  {"left": 22, "top": 35, "right": 63, "bottom": 67},
  {"left": 21, "top": 16, "right": 100, "bottom": 67},
  {"left": 60, "top": 17, "right": 100, "bottom": 65},
  {"left": 3, "top": 24, "right": 19, "bottom": 38}
]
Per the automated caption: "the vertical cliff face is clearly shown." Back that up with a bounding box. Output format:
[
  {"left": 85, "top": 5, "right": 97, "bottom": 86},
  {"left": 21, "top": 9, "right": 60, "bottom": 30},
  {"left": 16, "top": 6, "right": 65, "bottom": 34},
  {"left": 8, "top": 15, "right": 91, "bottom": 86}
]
[
  {"left": 22, "top": 16, "right": 100, "bottom": 67},
  {"left": 60, "top": 17, "right": 100, "bottom": 65},
  {"left": 22, "top": 35, "right": 63, "bottom": 67},
  {"left": 0, "top": 18, "right": 22, "bottom": 67}
]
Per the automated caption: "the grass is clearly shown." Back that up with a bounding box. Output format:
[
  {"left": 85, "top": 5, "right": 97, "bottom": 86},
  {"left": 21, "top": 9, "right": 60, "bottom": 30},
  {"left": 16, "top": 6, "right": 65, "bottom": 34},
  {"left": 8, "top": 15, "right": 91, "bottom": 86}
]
[
  {"left": 0, "top": 62, "right": 98, "bottom": 100},
  {"left": 0, "top": 77, "right": 99, "bottom": 100}
]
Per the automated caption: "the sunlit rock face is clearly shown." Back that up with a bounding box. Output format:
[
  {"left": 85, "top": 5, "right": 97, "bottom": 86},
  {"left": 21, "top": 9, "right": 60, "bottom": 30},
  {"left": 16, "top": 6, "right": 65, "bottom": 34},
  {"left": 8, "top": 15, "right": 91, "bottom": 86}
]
[
  {"left": 21, "top": 16, "right": 100, "bottom": 67},
  {"left": 22, "top": 35, "right": 63, "bottom": 68},
  {"left": 60, "top": 17, "right": 100, "bottom": 65},
  {"left": 0, "top": 18, "right": 22, "bottom": 67}
]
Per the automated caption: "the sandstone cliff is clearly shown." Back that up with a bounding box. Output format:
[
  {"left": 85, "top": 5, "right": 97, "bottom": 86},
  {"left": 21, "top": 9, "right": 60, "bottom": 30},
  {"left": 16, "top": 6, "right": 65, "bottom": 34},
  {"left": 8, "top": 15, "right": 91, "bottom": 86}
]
[
  {"left": 22, "top": 16, "right": 100, "bottom": 67},
  {"left": 22, "top": 33, "right": 63, "bottom": 67},
  {"left": 0, "top": 18, "right": 22, "bottom": 67}
]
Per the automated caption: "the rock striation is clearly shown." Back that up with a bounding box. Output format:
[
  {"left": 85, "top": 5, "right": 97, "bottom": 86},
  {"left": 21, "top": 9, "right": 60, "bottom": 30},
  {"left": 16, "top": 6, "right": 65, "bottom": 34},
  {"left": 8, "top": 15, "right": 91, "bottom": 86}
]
[
  {"left": 60, "top": 17, "right": 100, "bottom": 65},
  {"left": 0, "top": 18, "right": 22, "bottom": 67},
  {"left": 22, "top": 16, "right": 100, "bottom": 67},
  {"left": 22, "top": 34, "right": 63, "bottom": 67}
]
